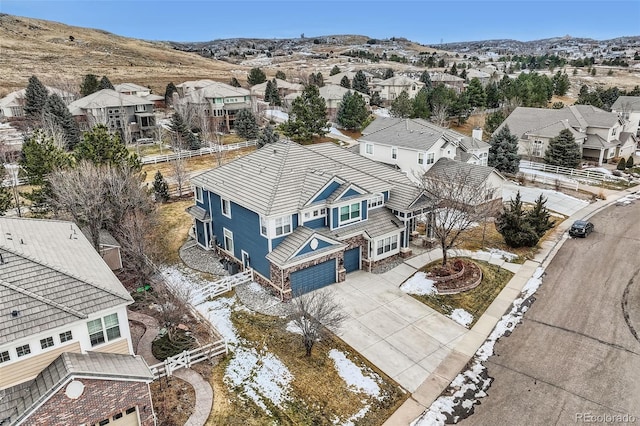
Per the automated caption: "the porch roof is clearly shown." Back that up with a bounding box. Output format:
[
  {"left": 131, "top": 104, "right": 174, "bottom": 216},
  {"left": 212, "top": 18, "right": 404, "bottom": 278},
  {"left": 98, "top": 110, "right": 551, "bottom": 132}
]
[{"left": 186, "top": 205, "right": 211, "bottom": 222}]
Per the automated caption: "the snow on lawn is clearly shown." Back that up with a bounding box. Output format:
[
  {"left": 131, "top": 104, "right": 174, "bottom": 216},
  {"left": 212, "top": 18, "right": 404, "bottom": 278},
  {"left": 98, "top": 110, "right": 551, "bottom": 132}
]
[
  {"left": 479, "top": 248, "right": 519, "bottom": 262},
  {"left": 583, "top": 167, "right": 612, "bottom": 175},
  {"left": 448, "top": 309, "right": 473, "bottom": 328},
  {"left": 329, "top": 349, "right": 381, "bottom": 398},
  {"left": 264, "top": 109, "right": 288, "bottom": 123},
  {"left": 285, "top": 320, "right": 303, "bottom": 335},
  {"left": 401, "top": 272, "right": 437, "bottom": 295},
  {"left": 199, "top": 297, "right": 238, "bottom": 344},
  {"left": 374, "top": 108, "right": 390, "bottom": 118},
  {"left": 520, "top": 167, "right": 578, "bottom": 183},
  {"left": 412, "top": 267, "right": 545, "bottom": 425},
  {"left": 225, "top": 347, "right": 293, "bottom": 414}
]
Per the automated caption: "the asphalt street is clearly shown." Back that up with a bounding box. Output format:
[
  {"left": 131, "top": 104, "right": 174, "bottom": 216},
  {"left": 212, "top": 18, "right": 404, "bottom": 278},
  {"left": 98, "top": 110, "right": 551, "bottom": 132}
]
[{"left": 461, "top": 201, "right": 640, "bottom": 425}]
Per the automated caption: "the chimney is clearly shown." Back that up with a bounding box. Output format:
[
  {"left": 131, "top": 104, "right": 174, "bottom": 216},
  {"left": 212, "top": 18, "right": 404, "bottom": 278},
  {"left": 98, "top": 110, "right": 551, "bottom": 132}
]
[{"left": 472, "top": 127, "right": 483, "bottom": 140}]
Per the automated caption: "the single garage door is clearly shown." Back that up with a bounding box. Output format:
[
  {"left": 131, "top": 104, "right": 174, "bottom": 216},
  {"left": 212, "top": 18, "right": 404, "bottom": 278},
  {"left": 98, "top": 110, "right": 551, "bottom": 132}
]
[
  {"left": 290, "top": 259, "right": 336, "bottom": 296},
  {"left": 344, "top": 247, "right": 360, "bottom": 272}
]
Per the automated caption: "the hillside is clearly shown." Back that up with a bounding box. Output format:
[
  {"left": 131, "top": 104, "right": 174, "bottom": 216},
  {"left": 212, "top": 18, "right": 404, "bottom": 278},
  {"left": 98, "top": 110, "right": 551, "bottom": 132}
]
[{"left": 0, "top": 13, "right": 243, "bottom": 96}]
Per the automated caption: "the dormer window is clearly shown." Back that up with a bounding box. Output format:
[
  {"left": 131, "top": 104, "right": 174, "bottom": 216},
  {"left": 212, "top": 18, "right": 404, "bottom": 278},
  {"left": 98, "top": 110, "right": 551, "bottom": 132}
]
[
  {"left": 339, "top": 202, "right": 361, "bottom": 225},
  {"left": 275, "top": 216, "right": 292, "bottom": 236},
  {"left": 368, "top": 194, "right": 384, "bottom": 209}
]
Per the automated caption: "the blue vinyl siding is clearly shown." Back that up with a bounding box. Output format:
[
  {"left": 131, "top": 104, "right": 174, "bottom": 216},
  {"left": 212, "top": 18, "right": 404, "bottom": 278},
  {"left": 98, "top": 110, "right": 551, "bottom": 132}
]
[
  {"left": 207, "top": 191, "right": 270, "bottom": 279},
  {"left": 361, "top": 200, "right": 368, "bottom": 220},
  {"left": 195, "top": 220, "right": 206, "bottom": 246},
  {"left": 383, "top": 191, "right": 389, "bottom": 201},
  {"left": 304, "top": 217, "right": 326, "bottom": 229},
  {"left": 338, "top": 188, "right": 361, "bottom": 200},
  {"left": 330, "top": 207, "right": 338, "bottom": 230},
  {"left": 310, "top": 181, "right": 341, "bottom": 204},
  {"left": 295, "top": 238, "right": 335, "bottom": 257}
]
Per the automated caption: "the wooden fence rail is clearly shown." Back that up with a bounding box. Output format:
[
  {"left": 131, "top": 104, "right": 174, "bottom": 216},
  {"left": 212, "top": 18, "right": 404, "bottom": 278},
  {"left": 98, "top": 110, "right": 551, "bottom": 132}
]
[
  {"left": 149, "top": 340, "right": 228, "bottom": 379},
  {"left": 191, "top": 268, "right": 254, "bottom": 305},
  {"left": 141, "top": 140, "right": 257, "bottom": 164}
]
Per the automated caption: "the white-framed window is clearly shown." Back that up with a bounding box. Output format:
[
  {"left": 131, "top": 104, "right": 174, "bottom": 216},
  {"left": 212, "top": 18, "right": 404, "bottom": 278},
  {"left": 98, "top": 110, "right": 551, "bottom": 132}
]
[
  {"left": 275, "top": 216, "right": 292, "bottom": 236},
  {"left": 532, "top": 140, "right": 543, "bottom": 157},
  {"left": 368, "top": 194, "right": 384, "bottom": 209},
  {"left": 426, "top": 152, "right": 435, "bottom": 164},
  {"left": 221, "top": 198, "right": 231, "bottom": 218},
  {"left": 195, "top": 186, "right": 203, "bottom": 202},
  {"left": 0, "top": 350, "right": 9, "bottom": 363},
  {"left": 40, "top": 337, "right": 54, "bottom": 349},
  {"left": 418, "top": 152, "right": 424, "bottom": 165},
  {"left": 339, "top": 202, "right": 361, "bottom": 225},
  {"left": 303, "top": 208, "right": 326, "bottom": 221},
  {"left": 60, "top": 330, "right": 73, "bottom": 343},
  {"left": 260, "top": 216, "right": 267, "bottom": 237},
  {"left": 391, "top": 146, "right": 397, "bottom": 159},
  {"left": 87, "top": 313, "right": 121, "bottom": 347},
  {"left": 376, "top": 235, "right": 399, "bottom": 255},
  {"left": 612, "top": 127, "right": 617, "bottom": 136},
  {"left": 365, "top": 143, "right": 374, "bottom": 155},
  {"left": 16, "top": 344, "right": 31, "bottom": 358},
  {"left": 135, "top": 104, "right": 146, "bottom": 112},
  {"left": 223, "top": 228, "right": 234, "bottom": 253},
  {"left": 480, "top": 152, "right": 488, "bottom": 166}
]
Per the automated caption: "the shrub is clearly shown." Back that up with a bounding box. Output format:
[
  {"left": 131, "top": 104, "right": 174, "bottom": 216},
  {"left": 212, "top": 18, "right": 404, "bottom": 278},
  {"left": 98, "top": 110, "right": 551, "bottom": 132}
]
[
  {"left": 626, "top": 156, "right": 634, "bottom": 169},
  {"left": 617, "top": 157, "right": 627, "bottom": 170}
]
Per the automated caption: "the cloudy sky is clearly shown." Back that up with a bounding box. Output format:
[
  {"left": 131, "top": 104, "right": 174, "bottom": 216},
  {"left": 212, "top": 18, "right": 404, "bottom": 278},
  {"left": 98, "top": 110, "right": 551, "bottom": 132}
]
[{"left": 2, "top": 0, "right": 638, "bottom": 44}]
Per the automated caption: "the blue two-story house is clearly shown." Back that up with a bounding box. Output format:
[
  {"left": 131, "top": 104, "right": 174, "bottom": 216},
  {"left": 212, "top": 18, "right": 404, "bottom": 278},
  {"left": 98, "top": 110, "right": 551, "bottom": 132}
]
[{"left": 188, "top": 140, "right": 431, "bottom": 299}]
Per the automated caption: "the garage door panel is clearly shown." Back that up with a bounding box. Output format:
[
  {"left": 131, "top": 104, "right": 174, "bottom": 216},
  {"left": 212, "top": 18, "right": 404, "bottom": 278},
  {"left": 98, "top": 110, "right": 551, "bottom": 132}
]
[
  {"left": 344, "top": 247, "right": 360, "bottom": 273},
  {"left": 290, "top": 260, "right": 336, "bottom": 296}
]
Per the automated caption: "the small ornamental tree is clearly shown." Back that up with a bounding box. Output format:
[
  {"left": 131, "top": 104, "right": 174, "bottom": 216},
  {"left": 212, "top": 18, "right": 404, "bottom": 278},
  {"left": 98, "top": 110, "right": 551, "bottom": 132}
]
[
  {"left": 337, "top": 91, "right": 369, "bottom": 131},
  {"left": 390, "top": 90, "right": 413, "bottom": 118},
  {"left": 617, "top": 157, "right": 627, "bottom": 170},
  {"left": 496, "top": 191, "right": 539, "bottom": 248},
  {"left": 626, "top": 156, "right": 634, "bottom": 169},
  {"left": 164, "top": 82, "right": 178, "bottom": 105},
  {"left": 340, "top": 75, "right": 351, "bottom": 89},
  {"left": 544, "top": 128, "right": 581, "bottom": 168},
  {"left": 152, "top": 170, "right": 170, "bottom": 203},
  {"left": 488, "top": 125, "right": 520, "bottom": 174},
  {"left": 234, "top": 109, "right": 259, "bottom": 139},
  {"left": 352, "top": 70, "right": 370, "bottom": 95},
  {"left": 526, "top": 194, "right": 554, "bottom": 237},
  {"left": 330, "top": 65, "right": 341, "bottom": 76},
  {"left": 24, "top": 75, "right": 49, "bottom": 120},
  {"left": 247, "top": 67, "right": 267, "bottom": 86}
]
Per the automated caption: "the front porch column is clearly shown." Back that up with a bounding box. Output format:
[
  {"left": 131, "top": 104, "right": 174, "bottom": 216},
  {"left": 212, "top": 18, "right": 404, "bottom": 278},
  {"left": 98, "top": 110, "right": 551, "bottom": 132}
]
[{"left": 598, "top": 149, "right": 605, "bottom": 166}]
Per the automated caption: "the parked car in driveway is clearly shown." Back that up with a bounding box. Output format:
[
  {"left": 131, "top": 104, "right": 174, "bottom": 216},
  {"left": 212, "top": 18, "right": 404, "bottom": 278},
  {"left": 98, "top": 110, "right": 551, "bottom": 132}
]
[{"left": 569, "top": 220, "right": 594, "bottom": 237}]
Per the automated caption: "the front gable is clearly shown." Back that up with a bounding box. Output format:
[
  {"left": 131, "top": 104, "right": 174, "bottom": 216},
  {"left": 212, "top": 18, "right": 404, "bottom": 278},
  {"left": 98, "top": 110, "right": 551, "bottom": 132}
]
[
  {"left": 292, "top": 234, "right": 342, "bottom": 259},
  {"left": 307, "top": 177, "right": 344, "bottom": 205}
]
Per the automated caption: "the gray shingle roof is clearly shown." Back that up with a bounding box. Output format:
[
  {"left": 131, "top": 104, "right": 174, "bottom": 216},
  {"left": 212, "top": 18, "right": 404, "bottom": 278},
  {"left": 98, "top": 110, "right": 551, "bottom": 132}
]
[
  {"left": 0, "top": 218, "right": 132, "bottom": 343},
  {"left": 68, "top": 89, "right": 152, "bottom": 115},
  {"left": 332, "top": 208, "right": 404, "bottom": 239},
  {"left": 3, "top": 352, "right": 152, "bottom": 424},
  {"left": 184, "top": 81, "right": 250, "bottom": 102},
  {"left": 611, "top": 96, "right": 640, "bottom": 112},
  {"left": 425, "top": 158, "right": 505, "bottom": 188},
  {"left": 191, "top": 141, "right": 423, "bottom": 217}
]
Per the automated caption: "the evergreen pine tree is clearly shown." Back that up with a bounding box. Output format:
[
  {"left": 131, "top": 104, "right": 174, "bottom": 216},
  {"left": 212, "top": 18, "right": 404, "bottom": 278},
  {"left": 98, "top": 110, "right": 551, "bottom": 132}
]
[
  {"left": 74, "top": 124, "right": 139, "bottom": 168},
  {"left": 552, "top": 71, "right": 570, "bottom": 96},
  {"left": 352, "top": 70, "right": 370, "bottom": 94},
  {"left": 0, "top": 166, "right": 13, "bottom": 215},
  {"left": 485, "top": 82, "right": 501, "bottom": 108},
  {"left": 337, "top": 91, "right": 369, "bottom": 131},
  {"left": 80, "top": 74, "right": 100, "bottom": 96},
  {"left": 340, "top": 75, "right": 351, "bottom": 89},
  {"left": 390, "top": 90, "right": 413, "bottom": 118},
  {"left": 617, "top": 157, "right": 627, "bottom": 170},
  {"left": 152, "top": 170, "right": 170, "bottom": 203},
  {"left": 281, "top": 84, "right": 328, "bottom": 142},
  {"left": 24, "top": 75, "right": 49, "bottom": 120},
  {"left": 488, "top": 125, "right": 520, "bottom": 174},
  {"left": 626, "top": 156, "right": 634, "bottom": 169},
  {"left": 257, "top": 125, "right": 280, "bottom": 148},
  {"left": 526, "top": 194, "right": 554, "bottom": 237},
  {"left": 329, "top": 65, "right": 341, "bottom": 76},
  {"left": 459, "top": 69, "right": 467, "bottom": 80},
  {"left": 466, "top": 78, "right": 486, "bottom": 108},
  {"left": 43, "top": 94, "right": 81, "bottom": 150},
  {"left": 369, "top": 91, "right": 382, "bottom": 107},
  {"left": 264, "top": 80, "right": 274, "bottom": 104},
  {"left": 383, "top": 68, "right": 394, "bottom": 79},
  {"left": 411, "top": 87, "right": 430, "bottom": 119},
  {"left": 229, "top": 77, "right": 241, "bottom": 87},
  {"left": 544, "top": 129, "right": 581, "bottom": 168},
  {"left": 484, "top": 110, "right": 505, "bottom": 134},
  {"left": 266, "top": 79, "right": 281, "bottom": 106},
  {"left": 419, "top": 71, "right": 432, "bottom": 89},
  {"left": 247, "top": 68, "right": 267, "bottom": 85},
  {"left": 98, "top": 76, "right": 114, "bottom": 90},
  {"left": 164, "top": 82, "right": 178, "bottom": 105},
  {"left": 450, "top": 63, "right": 458, "bottom": 76},
  {"left": 170, "top": 111, "right": 200, "bottom": 150},
  {"left": 234, "top": 109, "right": 259, "bottom": 139},
  {"left": 496, "top": 191, "right": 540, "bottom": 248},
  {"left": 275, "top": 70, "right": 286, "bottom": 81}
]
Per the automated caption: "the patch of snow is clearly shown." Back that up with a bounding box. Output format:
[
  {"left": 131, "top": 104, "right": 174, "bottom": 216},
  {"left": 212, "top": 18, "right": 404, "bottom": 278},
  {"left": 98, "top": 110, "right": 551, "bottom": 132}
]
[
  {"left": 483, "top": 248, "right": 518, "bottom": 262},
  {"left": 199, "top": 297, "right": 238, "bottom": 344},
  {"left": 329, "top": 126, "right": 343, "bottom": 136},
  {"left": 448, "top": 309, "right": 473, "bottom": 328},
  {"left": 342, "top": 405, "right": 371, "bottom": 426},
  {"left": 224, "top": 347, "right": 293, "bottom": 413},
  {"left": 161, "top": 266, "right": 207, "bottom": 302},
  {"left": 264, "top": 109, "right": 288, "bottom": 123},
  {"left": 329, "top": 349, "right": 381, "bottom": 398},
  {"left": 401, "top": 272, "right": 437, "bottom": 296},
  {"left": 520, "top": 167, "right": 578, "bottom": 183},
  {"left": 412, "top": 267, "right": 545, "bottom": 425},
  {"left": 374, "top": 108, "right": 390, "bottom": 118},
  {"left": 583, "top": 167, "right": 612, "bottom": 175},
  {"left": 285, "top": 320, "right": 303, "bottom": 335}
]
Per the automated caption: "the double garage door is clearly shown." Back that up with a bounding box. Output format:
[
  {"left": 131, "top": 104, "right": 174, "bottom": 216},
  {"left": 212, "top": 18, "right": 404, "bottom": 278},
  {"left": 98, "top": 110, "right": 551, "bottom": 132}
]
[{"left": 290, "top": 259, "right": 336, "bottom": 296}]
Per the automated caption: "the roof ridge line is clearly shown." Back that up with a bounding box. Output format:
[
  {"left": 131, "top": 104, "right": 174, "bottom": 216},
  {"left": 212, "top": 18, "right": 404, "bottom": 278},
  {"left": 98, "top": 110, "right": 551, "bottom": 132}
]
[
  {"left": 0, "top": 277, "right": 87, "bottom": 319},
  {"left": 265, "top": 141, "right": 292, "bottom": 215},
  {"left": 0, "top": 246, "right": 130, "bottom": 303}
]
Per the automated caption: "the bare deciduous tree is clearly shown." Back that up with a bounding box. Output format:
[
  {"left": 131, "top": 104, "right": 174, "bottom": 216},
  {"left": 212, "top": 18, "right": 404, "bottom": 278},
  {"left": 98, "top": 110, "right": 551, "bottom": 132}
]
[
  {"left": 211, "top": 131, "right": 227, "bottom": 166},
  {"left": 116, "top": 208, "right": 158, "bottom": 285},
  {"left": 40, "top": 114, "right": 68, "bottom": 150},
  {"left": 289, "top": 290, "right": 347, "bottom": 357},
  {"left": 421, "top": 166, "right": 496, "bottom": 266},
  {"left": 171, "top": 157, "right": 188, "bottom": 197},
  {"left": 431, "top": 103, "right": 449, "bottom": 127}
]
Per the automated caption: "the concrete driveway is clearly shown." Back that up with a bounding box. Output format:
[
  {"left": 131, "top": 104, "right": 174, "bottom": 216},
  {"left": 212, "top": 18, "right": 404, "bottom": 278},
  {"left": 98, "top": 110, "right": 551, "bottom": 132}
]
[
  {"left": 327, "top": 268, "right": 468, "bottom": 392},
  {"left": 503, "top": 183, "right": 589, "bottom": 216}
]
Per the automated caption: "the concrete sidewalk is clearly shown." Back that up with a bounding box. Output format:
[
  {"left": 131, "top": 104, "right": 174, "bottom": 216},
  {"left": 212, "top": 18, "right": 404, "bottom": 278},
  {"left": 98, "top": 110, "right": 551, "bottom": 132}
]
[{"left": 383, "top": 187, "right": 638, "bottom": 425}]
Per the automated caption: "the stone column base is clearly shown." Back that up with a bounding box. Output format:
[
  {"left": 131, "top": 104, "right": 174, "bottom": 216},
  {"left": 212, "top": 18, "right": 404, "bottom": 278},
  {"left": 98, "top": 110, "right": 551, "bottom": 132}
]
[{"left": 400, "top": 247, "right": 412, "bottom": 258}]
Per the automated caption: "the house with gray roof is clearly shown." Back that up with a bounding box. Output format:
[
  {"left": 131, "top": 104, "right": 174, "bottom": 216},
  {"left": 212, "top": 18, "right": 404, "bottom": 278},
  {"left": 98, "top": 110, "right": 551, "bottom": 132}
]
[
  {"left": 284, "top": 84, "right": 371, "bottom": 122},
  {"left": 370, "top": 76, "right": 424, "bottom": 106},
  {"left": 358, "top": 117, "right": 490, "bottom": 179},
  {"left": 496, "top": 105, "right": 635, "bottom": 165},
  {"left": 188, "top": 140, "right": 431, "bottom": 299},
  {"left": 0, "top": 86, "right": 75, "bottom": 120},
  {"left": 0, "top": 217, "right": 152, "bottom": 424},
  {"left": 115, "top": 82, "right": 165, "bottom": 108},
  {"left": 179, "top": 81, "right": 251, "bottom": 132},
  {"left": 611, "top": 95, "right": 640, "bottom": 137},
  {"left": 68, "top": 89, "right": 156, "bottom": 140}
]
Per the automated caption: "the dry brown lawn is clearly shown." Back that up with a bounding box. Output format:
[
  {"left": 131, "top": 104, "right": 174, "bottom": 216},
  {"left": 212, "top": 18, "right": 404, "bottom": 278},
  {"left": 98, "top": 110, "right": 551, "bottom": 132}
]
[
  {"left": 150, "top": 376, "right": 195, "bottom": 426},
  {"left": 151, "top": 199, "right": 193, "bottom": 264}
]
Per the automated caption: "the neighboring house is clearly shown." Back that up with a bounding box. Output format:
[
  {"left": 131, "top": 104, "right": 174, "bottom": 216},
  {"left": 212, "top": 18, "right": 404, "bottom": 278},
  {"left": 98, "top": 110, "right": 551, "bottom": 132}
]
[
  {"left": 324, "top": 70, "right": 375, "bottom": 86},
  {"left": 250, "top": 78, "right": 303, "bottom": 102},
  {"left": 611, "top": 95, "right": 640, "bottom": 137},
  {"left": 80, "top": 228, "right": 123, "bottom": 271},
  {"left": 1, "top": 352, "right": 154, "bottom": 426},
  {"left": 284, "top": 85, "right": 371, "bottom": 122},
  {"left": 0, "top": 217, "right": 152, "bottom": 425},
  {"left": 496, "top": 105, "right": 635, "bottom": 165},
  {"left": 188, "top": 140, "right": 431, "bottom": 299},
  {"left": 430, "top": 72, "right": 465, "bottom": 93},
  {"left": 175, "top": 79, "right": 219, "bottom": 97},
  {"left": 0, "top": 86, "right": 75, "bottom": 119},
  {"left": 0, "top": 122, "right": 24, "bottom": 162},
  {"left": 115, "top": 83, "right": 165, "bottom": 109},
  {"left": 424, "top": 157, "right": 506, "bottom": 211},
  {"left": 371, "top": 76, "right": 424, "bottom": 105},
  {"left": 465, "top": 69, "right": 493, "bottom": 86},
  {"left": 358, "top": 117, "right": 490, "bottom": 180},
  {"left": 68, "top": 89, "right": 156, "bottom": 140},
  {"left": 181, "top": 81, "right": 251, "bottom": 132}
]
